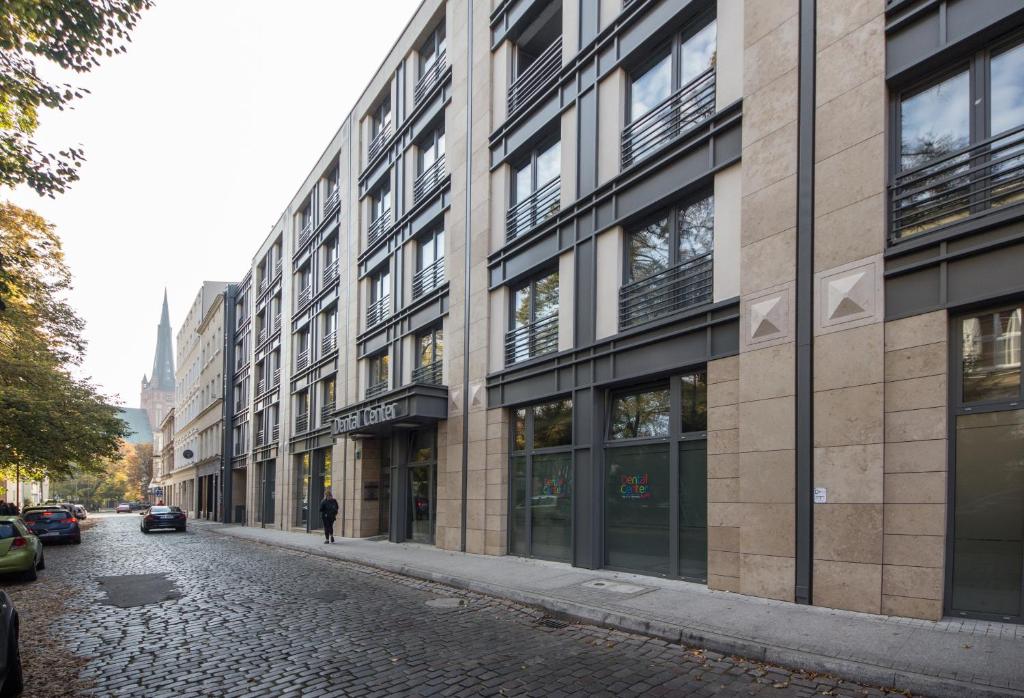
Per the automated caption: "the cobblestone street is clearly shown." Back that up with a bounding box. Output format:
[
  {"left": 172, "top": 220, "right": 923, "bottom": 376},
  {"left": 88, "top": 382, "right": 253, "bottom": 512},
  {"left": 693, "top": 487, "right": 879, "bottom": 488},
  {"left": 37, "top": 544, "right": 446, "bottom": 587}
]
[{"left": 6, "top": 514, "right": 909, "bottom": 697}]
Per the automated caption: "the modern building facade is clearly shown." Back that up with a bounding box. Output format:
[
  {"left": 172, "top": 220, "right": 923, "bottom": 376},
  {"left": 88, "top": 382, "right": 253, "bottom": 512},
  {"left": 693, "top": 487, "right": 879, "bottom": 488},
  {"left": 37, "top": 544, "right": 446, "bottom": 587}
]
[{"left": 216, "top": 0, "right": 1024, "bottom": 625}]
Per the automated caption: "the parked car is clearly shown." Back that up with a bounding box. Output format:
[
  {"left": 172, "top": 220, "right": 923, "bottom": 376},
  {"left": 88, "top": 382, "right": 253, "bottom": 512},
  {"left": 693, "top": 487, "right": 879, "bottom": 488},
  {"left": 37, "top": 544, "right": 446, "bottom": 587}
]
[
  {"left": 73, "top": 504, "right": 88, "bottom": 520},
  {"left": 22, "top": 509, "right": 80, "bottom": 545},
  {"left": 115, "top": 503, "right": 131, "bottom": 513},
  {"left": 0, "top": 517, "right": 44, "bottom": 582},
  {"left": 140, "top": 506, "right": 186, "bottom": 533},
  {"left": 0, "top": 591, "right": 23, "bottom": 697}
]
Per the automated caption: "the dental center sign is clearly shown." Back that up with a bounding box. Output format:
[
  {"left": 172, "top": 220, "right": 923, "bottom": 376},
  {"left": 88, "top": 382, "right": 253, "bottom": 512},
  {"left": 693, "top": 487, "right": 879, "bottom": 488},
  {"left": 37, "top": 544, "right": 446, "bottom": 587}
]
[{"left": 331, "top": 402, "right": 402, "bottom": 434}]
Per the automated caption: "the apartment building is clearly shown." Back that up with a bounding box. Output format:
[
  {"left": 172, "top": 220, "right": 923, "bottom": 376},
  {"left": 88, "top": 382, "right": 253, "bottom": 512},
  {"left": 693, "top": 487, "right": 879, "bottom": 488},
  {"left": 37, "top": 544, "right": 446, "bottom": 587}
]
[
  {"left": 165, "top": 281, "right": 230, "bottom": 518},
  {"left": 219, "top": 0, "right": 1024, "bottom": 625}
]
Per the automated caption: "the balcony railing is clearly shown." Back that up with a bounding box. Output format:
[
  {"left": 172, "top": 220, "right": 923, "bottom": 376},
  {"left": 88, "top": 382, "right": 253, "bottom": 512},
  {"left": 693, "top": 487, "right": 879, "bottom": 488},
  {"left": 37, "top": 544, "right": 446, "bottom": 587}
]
[
  {"left": 366, "top": 381, "right": 388, "bottom": 399},
  {"left": 619, "top": 252, "right": 713, "bottom": 330},
  {"left": 366, "top": 295, "right": 390, "bottom": 328},
  {"left": 297, "top": 349, "right": 310, "bottom": 372},
  {"left": 508, "top": 37, "right": 562, "bottom": 115},
  {"left": 505, "top": 314, "right": 559, "bottom": 365},
  {"left": 414, "top": 154, "right": 447, "bottom": 204},
  {"left": 415, "top": 50, "right": 447, "bottom": 104},
  {"left": 889, "top": 123, "right": 1024, "bottom": 242},
  {"left": 295, "top": 413, "right": 309, "bottom": 434},
  {"left": 272, "top": 367, "right": 280, "bottom": 387},
  {"left": 256, "top": 429, "right": 265, "bottom": 446},
  {"left": 258, "top": 277, "right": 268, "bottom": 294},
  {"left": 256, "top": 378, "right": 266, "bottom": 394},
  {"left": 320, "top": 402, "right": 333, "bottom": 423},
  {"left": 274, "top": 259, "right": 282, "bottom": 278},
  {"left": 322, "top": 259, "right": 339, "bottom": 285},
  {"left": 323, "top": 186, "right": 340, "bottom": 215},
  {"left": 506, "top": 177, "right": 560, "bottom": 242},
  {"left": 367, "top": 210, "right": 392, "bottom": 247},
  {"left": 297, "top": 285, "right": 312, "bottom": 310},
  {"left": 412, "top": 360, "right": 443, "bottom": 385},
  {"left": 257, "top": 327, "right": 268, "bottom": 345},
  {"left": 298, "top": 220, "right": 314, "bottom": 248},
  {"left": 621, "top": 68, "right": 716, "bottom": 170},
  {"left": 273, "top": 315, "right": 281, "bottom": 333},
  {"left": 322, "top": 332, "right": 337, "bottom": 354},
  {"left": 368, "top": 123, "right": 392, "bottom": 162},
  {"left": 271, "top": 424, "right": 279, "bottom": 442},
  {"left": 412, "top": 257, "right": 446, "bottom": 299}
]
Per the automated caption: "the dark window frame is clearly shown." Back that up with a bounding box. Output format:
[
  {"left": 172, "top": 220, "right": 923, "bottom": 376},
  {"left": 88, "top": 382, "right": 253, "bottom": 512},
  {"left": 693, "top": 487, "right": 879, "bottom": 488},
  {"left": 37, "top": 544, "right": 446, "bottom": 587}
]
[
  {"left": 415, "top": 324, "right": 444, "bottom": 368},
  {"left": 624, "top": 190, "right": 715, "bottom": 283},
  {"left": 417, "top": 124, "right": 446, "bottom": 176},
  {"left": 418, "top": 21, "right": 447, "bottom": 78},
  {"left": 416, "top": 227, "right": 445, "bottom": 272},
  {"left": 510, "top": 134, "right": 561, "bottom": 206},
  {"left": 370, "top": 96, "right": 392, "bottom": 139},
  {"left": 368, "top": 350, "right": 390, "bottom": 390},
  {"left": 509, "top": 268, "right": 559, "bottom": 330}
]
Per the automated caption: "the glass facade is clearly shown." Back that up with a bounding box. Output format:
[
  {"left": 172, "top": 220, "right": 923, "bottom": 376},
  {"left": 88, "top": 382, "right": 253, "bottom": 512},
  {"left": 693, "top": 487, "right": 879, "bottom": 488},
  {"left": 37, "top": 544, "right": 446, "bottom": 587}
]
[
  {"left": 509, "top": 399, "right": 572, "bottom": 562},
  {"left": 604, "top": 372, "right": 708, "bottom": 581}
]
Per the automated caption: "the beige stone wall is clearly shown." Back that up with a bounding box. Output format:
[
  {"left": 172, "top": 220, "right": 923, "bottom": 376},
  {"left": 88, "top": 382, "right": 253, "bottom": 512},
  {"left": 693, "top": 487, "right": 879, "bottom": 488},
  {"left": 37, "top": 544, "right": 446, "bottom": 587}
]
[
  {"left": 882, "top": 310, "right": 948, "bottom": 620},
  {"left": 810, "top": 0, "right": 886, "bottom": 615},
  {"left": 707, "top": 356, "right": 740, "bottom": 592},
  {"left": 735, "top": 0, "right": 799, "bottom": 602}
]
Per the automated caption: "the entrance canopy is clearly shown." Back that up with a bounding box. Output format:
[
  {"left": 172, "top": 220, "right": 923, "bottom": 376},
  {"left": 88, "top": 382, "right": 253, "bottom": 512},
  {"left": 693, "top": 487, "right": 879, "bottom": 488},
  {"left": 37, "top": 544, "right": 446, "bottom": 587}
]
[{"left": 331, "top": 384, "right": 448, "bottom": 438}]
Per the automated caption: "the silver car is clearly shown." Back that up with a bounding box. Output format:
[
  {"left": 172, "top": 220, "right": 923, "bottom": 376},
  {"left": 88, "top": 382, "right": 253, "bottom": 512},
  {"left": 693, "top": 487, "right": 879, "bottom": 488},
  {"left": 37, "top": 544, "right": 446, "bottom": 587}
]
[{"left": 73, "top": 505, "right": 88, "bottom": 520}]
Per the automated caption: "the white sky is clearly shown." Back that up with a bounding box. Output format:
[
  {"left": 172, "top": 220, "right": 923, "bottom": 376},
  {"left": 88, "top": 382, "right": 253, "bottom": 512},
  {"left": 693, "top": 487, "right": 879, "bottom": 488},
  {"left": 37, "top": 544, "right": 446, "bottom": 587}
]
[{"left": 9, "top": 0, "right": 422, "bottom": 407}]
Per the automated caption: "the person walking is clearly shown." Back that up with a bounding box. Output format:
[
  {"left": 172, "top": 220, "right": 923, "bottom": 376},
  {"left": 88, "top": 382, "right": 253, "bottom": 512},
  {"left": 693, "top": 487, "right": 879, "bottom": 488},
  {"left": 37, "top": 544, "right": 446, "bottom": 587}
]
[
  {"left": 0, "top": 501, "right": 8, "bottom": 515},
  {"left": 319, "top": 490, "right": 339, "bottom": 544}
]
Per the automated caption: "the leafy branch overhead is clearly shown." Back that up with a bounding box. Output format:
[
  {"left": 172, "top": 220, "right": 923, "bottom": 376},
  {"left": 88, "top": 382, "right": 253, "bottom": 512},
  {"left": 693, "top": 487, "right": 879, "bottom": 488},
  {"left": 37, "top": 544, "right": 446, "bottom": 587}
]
[{"left": 0, "top": 0, "right": 153, "bottom": 196}]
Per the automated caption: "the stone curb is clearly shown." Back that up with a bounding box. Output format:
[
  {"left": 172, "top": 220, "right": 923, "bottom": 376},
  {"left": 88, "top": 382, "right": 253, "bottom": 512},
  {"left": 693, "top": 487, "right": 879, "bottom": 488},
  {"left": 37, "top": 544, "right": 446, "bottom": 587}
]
[{"left": 204, "top": 525, "right": 1021, "bottom": 698}]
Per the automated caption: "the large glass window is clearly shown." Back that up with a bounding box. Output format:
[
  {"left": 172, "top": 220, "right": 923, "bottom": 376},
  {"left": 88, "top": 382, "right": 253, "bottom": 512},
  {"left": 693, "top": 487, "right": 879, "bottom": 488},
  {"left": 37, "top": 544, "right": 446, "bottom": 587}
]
[
  {"left": 419, "top": 21, "right": 446, "bottom": 78},
  {"left": 899, "top": 70, "right": 970, "bottom": 172},
  {"left": 508, "top": 270, "right": 559, "bottom": 364},
  {"left": 604, "top": 373, "right": 707, "bottom": 581},
  {"left": 368, "top": 352, "right": 389, "bottom": 394},
  {"left": 509, "top": 399, "right": 573, "bottom": 562},
  {"left": 512, "top": 139, "right": 561, "bottom": 205},
  {"left": 417, "top": 228, "right": 445, "bottom": 272},
  {"left": 418, "top": 126, "right": 446, "bottom": 175},
  {"left": 961, "top": 306, "right": 1022, "bottom": 404}
]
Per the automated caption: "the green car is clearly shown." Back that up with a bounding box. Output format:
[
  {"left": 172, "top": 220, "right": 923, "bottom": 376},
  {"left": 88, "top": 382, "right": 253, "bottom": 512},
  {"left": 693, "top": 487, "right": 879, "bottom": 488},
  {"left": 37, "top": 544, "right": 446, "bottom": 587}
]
[{"left": 0, "top": 517, "right": 44, "bottom": 581}]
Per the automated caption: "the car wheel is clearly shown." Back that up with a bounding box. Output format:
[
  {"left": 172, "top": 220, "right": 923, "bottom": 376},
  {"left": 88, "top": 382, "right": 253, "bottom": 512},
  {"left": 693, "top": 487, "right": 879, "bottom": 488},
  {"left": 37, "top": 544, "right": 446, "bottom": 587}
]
[
  {"left": 37, "top": 552, "right": 45, "bottom": 571},
  {"left": 21, "top": 564, "right": 37, "bottom": 582},
  {"left": 0, "top": 621, "right": 23, "bottom": 698}
]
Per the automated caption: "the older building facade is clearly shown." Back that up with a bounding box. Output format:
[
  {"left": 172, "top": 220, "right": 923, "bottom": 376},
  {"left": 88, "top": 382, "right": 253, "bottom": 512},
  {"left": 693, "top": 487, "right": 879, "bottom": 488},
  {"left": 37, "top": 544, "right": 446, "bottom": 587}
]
[{"left": 219, "top": 0, "right": 1024, "bottom": 625}]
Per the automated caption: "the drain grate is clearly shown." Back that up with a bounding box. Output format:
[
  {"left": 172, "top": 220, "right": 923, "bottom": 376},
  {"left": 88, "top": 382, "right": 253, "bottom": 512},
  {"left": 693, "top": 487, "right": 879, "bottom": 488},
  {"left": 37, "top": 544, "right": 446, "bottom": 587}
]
[{"left": 535, "top": 616, "right": 570, "bottom": 629}]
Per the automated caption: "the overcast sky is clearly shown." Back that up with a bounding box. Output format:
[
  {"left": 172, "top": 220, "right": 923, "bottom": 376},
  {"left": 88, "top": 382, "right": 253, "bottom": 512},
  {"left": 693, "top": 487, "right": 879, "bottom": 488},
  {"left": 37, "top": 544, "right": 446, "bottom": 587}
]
[{"left": 9, "top": 0, "right": 421, "bottom": 407}]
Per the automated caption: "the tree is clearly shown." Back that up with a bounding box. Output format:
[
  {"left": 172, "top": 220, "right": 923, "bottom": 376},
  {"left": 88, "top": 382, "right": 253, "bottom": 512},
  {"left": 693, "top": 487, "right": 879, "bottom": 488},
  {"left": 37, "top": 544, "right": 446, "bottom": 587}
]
[
  {"left": 1, "top": 0, "right": 153, "bottom": 197},
  {"left": 0, "top": 202, "right": 128, "bottom": 481}
]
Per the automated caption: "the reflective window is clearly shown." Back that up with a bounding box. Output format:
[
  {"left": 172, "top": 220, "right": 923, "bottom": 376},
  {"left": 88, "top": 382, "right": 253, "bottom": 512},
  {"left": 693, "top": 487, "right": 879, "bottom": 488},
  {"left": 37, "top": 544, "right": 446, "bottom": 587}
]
[
  {"left": 605, "top": 444, "right": 670, "bottom": 575},
  {"left": 991, "top": 42, "right": 1024, "bottom": 136},
  {"left": 536, "top": 141, "right": 561, "bottom": 187},
  {"left": 678, "top": 196, "right": 714, "bottom": 260},
  {"left": 900, "top": 70, "right": 970, "bottom": 171},
  {"left": 610, "top": 388, "right": 671, "bottom": 439},
  {"left": 962, "top": 307, "right": 1022, "bottom": 403},
  {"left": 628, "top": 217, "right": 671, "bottom": 281},
  {"left": 533, "top": 399, "right": 572, "bottom": 449},
  {"left": 681, "top": 20, "right": 716, "bottom": 85},
  {"left": 680, "top": 371, "right": 708, "bottom": 433},
  {"left": 679, "top": 440, "right": 708, "bottom": 581},
  {"left": 530, "top": 453, "right": 572, "bottom": 561},
  {"left": 513, "top": 408, "right": 527, "bottom": 452},
  {"left": 416, "top": 326, "right": 443, "bottom": 367},
  {"left": 630, "top": 54, "right": 671, "bottom": 121}
]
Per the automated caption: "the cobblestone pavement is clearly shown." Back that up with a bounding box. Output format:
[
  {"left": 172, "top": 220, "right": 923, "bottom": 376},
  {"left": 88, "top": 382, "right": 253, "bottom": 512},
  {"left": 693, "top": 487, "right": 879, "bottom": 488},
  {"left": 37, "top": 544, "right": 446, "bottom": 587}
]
[{"left": 14, "top": 514, "right": 915, "bottom": 697}]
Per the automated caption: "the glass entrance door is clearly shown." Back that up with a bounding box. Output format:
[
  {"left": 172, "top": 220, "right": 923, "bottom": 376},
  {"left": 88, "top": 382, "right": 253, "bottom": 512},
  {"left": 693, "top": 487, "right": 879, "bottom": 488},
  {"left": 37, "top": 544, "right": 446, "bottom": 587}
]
[
  {"left": 407, "top": 465, "right": 434, "bottom": 543},
  {"left": 950, "top": 305, "right": 1023, "bottom": 621},
  {"left": 261, "top": 460, "right": 276, "bottom": 526},
  {"left": 379, "top": 439, "right": 391, "bottom": 536}
]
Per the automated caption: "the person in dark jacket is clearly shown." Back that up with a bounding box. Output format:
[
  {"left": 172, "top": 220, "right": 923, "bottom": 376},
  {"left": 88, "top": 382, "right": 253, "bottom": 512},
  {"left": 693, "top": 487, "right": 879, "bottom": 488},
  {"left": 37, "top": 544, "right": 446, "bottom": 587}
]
[
  {"left": 8, "top": 503, "right": 18, "bottom": 516},
  {"left": 319, "top": 490, "right": 339, "bottom": 543},
  {"left": 0, "top": 501, "right": 8, "bottom": 515}
]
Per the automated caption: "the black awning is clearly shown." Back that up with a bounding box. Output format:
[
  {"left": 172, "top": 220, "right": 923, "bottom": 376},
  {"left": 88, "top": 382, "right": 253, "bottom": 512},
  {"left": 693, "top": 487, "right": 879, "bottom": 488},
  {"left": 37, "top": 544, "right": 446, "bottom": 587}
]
[{"left": 331, "top": 384, "right": 448, "bottom": 437}]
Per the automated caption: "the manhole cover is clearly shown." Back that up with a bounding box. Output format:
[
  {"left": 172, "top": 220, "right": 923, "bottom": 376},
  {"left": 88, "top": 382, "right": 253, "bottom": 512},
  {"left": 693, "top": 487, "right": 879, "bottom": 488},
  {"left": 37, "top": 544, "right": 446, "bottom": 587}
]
[
  {"left": 425, "top": 597, "right": 465, "bottom": 609},
  {"left": 580, "top": 579, "right": 652, "bottom": 595},
  {"left": 95, "top": 574, "right": 181, "bottom": 608},
  {"left": 310, "top": 589, "right": 346, "bottom": 602}
]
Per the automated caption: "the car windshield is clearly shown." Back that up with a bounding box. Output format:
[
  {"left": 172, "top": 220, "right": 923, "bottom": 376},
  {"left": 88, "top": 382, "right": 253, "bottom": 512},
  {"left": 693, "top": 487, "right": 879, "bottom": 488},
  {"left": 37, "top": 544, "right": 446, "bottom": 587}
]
[
  {"left": 0, "top": 522, "right": 16, "bottom": 539},
  {"left": 149, "top": 506, "right": 180, "bottom": 513},
  {"left": 24, "top": 511, "right": 70, "bottom": 522}
]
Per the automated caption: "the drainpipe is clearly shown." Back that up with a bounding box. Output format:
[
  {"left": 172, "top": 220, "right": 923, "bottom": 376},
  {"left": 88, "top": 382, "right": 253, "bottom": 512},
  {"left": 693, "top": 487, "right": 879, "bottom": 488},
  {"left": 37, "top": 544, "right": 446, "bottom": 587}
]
[{"left": 459, "top": 0, "right": 474, "bottom": 553}]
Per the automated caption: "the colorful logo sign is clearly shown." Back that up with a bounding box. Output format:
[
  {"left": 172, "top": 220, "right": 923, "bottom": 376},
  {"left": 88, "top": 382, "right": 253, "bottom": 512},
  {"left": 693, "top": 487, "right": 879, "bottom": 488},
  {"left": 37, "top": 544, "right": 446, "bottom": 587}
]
[
  {"left": 619, "top": 473, "right": 651, "bottom": 499},
  {"left": 541, "top": 478, "right": 565, "bottom": 497}
]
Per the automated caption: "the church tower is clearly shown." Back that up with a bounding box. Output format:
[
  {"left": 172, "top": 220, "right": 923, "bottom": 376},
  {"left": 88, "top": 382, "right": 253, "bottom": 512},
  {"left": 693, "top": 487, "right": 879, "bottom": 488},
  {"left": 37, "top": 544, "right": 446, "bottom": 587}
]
[{"left": 140, "top": 290, "right": 176, "bottom": 429}]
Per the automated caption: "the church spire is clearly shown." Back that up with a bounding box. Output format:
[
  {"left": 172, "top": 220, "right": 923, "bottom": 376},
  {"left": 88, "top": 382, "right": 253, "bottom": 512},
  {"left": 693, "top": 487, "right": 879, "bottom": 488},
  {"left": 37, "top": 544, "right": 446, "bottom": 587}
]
[{"left": 148, "top": 289, "right": 175, "bottom": 391}]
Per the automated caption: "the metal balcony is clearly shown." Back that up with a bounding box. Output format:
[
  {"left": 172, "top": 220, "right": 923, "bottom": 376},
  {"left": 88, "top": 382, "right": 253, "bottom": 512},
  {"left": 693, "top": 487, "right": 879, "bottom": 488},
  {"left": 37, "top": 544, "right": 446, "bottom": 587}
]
[
  {"left": 295, "top": 413, "right": 308, "bottom": 434},
  {"left": 296, "top": 349, "right": 309, "bottom": 371},
  {"left": 272, "top": 368, "right": 281, "bottom": 387},
  {"left": 366, "top": 295, "right": 390, "bottom": 328},
  {"left": 412, "top": 257, "right": 445, "bottom": 299},
  {"left": 621, "top": 68, "right": 716, "bottom": 170},
  {"left": 258, "top": 277, "right": 268, "bottom": 294},
  {"left": 298, "top": 220, "right": 314, "bottom": 248},
  {"left": 256, "top": 378, "right": 266, "bottom": 395},
  {"left": 323, "top": 186, "right": 340, "bottom": 216},
  {"left": 508, "top": 37, "right": 562, "bottom": 115},
  {"left": 322, "top": 259, "right": 339, "bottom": 285},
  {"left": 414, "top": 154, "right": 447, "bottom": 204},
  {"left": 321, "top": 333, "right": 337, "bottom": 354},
  {"left": 505, "top": 314, "right": 558, "bottom": 365},
  {"left": 890, "top": 123, "right": 1024, "bottom": 242},
  {"left": 256, "top": 429, "right": 265, "bottom": 446},
  {"left": 367, "top": 210, "right": 392, "bottom": 247},
  {"left": 366, "top": 381, "right": 388, "bottom": 399},
  {"left": 257, "top": 327, "right": 268, "bottom": 345},
  {"left": 368, "top": 123, "right": 391, "bottom": 162},
  {"left": 506, "top": 177, "right": 559, "bottom": 242},
  {"left": 320, "top": 402, "right": 333, "bottom": 423},
  {"left": 274, "top": 259, "right": 282, "bottom": 278},
  {"left": 273, "top": 315, "right": 281, "bottom": 333},
  {"left": 415, "top": 50, "right": 447, "bottom": 105},
  {"left": 297, "top": 285, "right": 312, "bottom": 310},
  {"left": 619, "top": 253, "right": 713, "bottom": 330},
  {"left": 271, "top": 424, "right": 279, "bottom": 442},
  {"left": 411, "top": 360, "right": 443, "bottom": 385}
]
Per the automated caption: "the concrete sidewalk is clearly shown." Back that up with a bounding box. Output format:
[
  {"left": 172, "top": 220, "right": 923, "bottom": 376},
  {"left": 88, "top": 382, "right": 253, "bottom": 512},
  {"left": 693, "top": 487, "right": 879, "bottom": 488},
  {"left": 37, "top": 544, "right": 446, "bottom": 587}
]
[{"left": 199, "top": 522, "right": 1023, "bottom": 697}]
